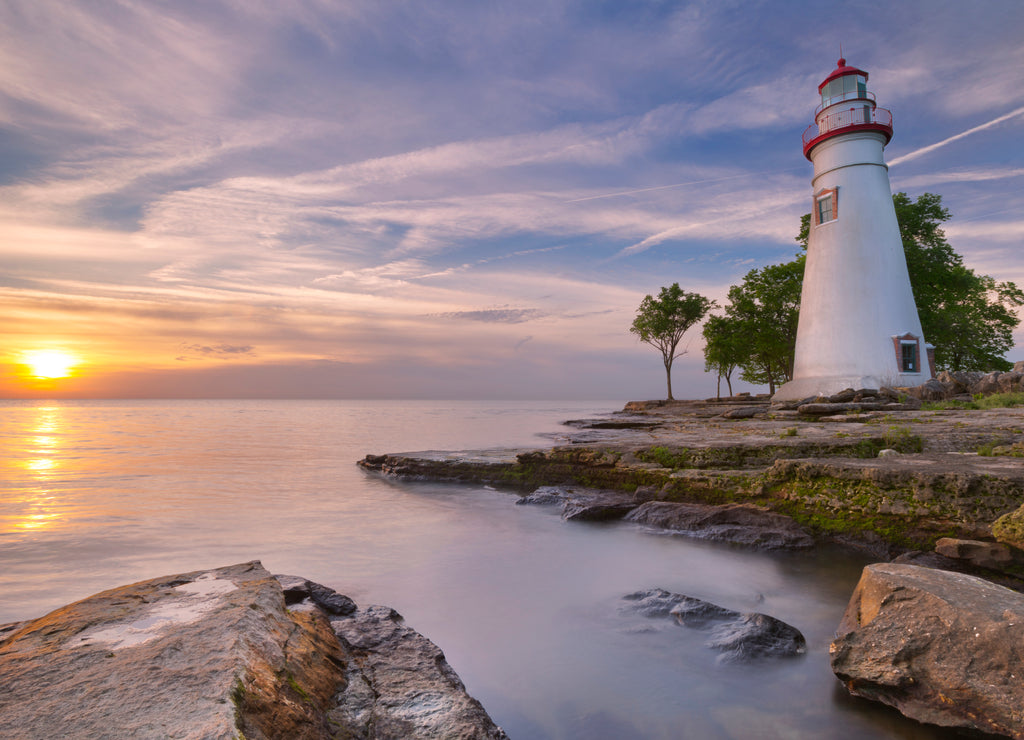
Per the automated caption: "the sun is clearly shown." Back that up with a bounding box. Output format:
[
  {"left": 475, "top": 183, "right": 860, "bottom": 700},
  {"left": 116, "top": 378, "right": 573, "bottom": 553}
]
[{"left": 22, "top": 350, "right": 79, "bottom": 379}]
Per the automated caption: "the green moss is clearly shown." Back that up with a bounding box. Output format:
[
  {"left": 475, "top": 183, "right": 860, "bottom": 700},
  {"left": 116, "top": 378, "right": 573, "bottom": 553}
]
[{"left": 285, "top": 672, "right": 313, "bottom": 705}]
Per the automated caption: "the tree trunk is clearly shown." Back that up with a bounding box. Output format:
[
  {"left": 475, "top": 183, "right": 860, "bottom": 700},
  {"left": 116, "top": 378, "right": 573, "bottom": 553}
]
[
  {"left": 725, "top": 373, "right": 733, "bottom": 397},
  {"left": 715, "top": 374, "right": 721, "bottom": 401},
  {"left": 664, "top": 356, "right": 674, "bottom": 401}
]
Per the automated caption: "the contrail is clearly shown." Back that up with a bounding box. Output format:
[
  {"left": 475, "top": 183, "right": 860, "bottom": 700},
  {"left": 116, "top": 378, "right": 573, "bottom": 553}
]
[
  {"left": 888, "top": 106, "right": 1024, "bottom": 167},
  {"left": 565, "top": 167, "right": 804, "bottom": 203}
]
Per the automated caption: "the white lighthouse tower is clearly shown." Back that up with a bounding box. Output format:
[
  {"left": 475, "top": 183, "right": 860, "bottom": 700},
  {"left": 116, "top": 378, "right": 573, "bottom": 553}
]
[{"left": 773, "top": 58, "right": 932, "bottom": 401}]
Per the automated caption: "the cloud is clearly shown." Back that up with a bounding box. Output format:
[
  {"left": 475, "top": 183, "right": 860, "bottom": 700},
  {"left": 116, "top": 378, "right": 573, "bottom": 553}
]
[
  {"left": 176, "top": 343, "right": 256, "bottom": 361},
  {"left": 432, "top": 308, "right": 546, "bottom": 324},
  {"left": 888, "top": 106, "right": 1024, "bottom": 167}
]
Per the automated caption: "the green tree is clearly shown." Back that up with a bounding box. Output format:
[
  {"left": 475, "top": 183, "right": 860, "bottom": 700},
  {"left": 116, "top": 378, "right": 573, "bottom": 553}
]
[
  {"left": 702, "top": 314, "right": 746, "bottom": 398},
  {"left": 631, "top": 284, "right": 715, "bottom": 400},
  {"left": 798, "top": 192, "right": 1023, "bottom": 371},
  {"left": 711, "top": 259, "right": 804, "bottom": 395}
]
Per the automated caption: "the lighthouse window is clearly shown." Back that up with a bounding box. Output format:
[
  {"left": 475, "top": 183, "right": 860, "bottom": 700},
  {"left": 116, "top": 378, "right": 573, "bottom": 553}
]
[{"left": 815, "top": 191, "right": 836, "bottom": 224}]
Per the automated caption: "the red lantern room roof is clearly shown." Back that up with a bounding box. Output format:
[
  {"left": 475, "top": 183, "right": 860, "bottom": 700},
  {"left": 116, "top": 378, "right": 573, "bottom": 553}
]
[{"left": 818, "top": 57, "right": 869, "bottom": 94}]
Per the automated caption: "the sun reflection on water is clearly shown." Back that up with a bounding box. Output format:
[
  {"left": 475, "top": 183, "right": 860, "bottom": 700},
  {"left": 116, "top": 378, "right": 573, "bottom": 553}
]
[{"left": 6, "top": 406, "right": 68, "bottom": 533}]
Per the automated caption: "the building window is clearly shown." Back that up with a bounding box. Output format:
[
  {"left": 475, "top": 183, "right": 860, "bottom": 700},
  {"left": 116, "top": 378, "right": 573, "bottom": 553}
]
[
  {"left": 893, "top": 334, "right": 922, "bottom": 374},
  {"left": 814, "top": 188, "right": 837, "bottom": 225},
  {"left": 901, "top": 343, "right": 917, "bottom": 372}
]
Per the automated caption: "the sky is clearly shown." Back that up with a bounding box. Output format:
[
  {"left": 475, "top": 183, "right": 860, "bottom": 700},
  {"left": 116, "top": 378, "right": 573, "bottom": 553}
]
[{"left": 1, "top": 0, "right": 1023, "bottom": 400}]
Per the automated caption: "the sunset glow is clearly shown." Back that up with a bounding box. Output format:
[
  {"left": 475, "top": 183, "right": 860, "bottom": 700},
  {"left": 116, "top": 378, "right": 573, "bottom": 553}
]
[
  {"left": 21, "top": 351, "right": 79, "bottom": 380},
  {"left": 0, "top": 3, "right": 1021, "bottom": 399}
]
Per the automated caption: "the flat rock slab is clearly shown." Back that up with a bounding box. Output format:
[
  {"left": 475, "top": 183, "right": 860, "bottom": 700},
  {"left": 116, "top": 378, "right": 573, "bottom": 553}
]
[
  {"left": 625, "top": 501, "right": 814, "bottom": 550},
  {"left": 0, "top": 562, "right": 506, "bottom": 740},
  {"left": 831, "top": 563, "right": 1024, "bottom": 738},
  {"left": 621, "top": 588, "right": 806, "bottom": 662}
]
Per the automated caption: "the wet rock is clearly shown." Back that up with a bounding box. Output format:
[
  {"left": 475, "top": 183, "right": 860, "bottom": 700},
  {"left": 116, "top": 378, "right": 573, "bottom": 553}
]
[
  {"left": 515, "top": 485, "right": 569, "bottom": 506},
  {"left": 797, "top": 401, "right": 887, "bottom": 415},
  {"left": 330, "top": 605, "right": 508, "bottom": 739},
  {"left": 517, "top": 486, "right": 641, "bottom": 521},
  {"left": 621, "top": 588, "right": 805, "bottom": 662},
  {"left": 276, "top": 574, "right": 358, "bottom": 616},
  {"left": 830, "top": 563, "right": 1024, "bottom": 738},
  {"left": 0, "top": 562, "right": 506, "bottom": 740},
  {"left": 562, "top": 498, "right": 638, "bottom": 521},
  {"left": 625, "top": 501, "right": 814, "bottom": 550}
]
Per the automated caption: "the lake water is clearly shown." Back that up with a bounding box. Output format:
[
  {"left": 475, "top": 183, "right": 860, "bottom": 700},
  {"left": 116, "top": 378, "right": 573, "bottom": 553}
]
[{"left": 0, "top": 399, "right": 964, "bottom": 739}]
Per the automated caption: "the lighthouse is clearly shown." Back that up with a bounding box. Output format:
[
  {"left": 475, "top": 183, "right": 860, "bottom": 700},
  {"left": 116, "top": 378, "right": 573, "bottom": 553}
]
[{"left": 773, "top": 58, "right": 932, "bottom": 401}]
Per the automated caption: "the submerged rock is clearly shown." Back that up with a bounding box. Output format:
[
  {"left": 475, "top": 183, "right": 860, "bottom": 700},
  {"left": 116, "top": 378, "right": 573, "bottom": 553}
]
[
  {"left": 517, "top": 485, "right": 643, "bottom": 522},
  {"left": 0, "top": 561, "right": 506, "bottom": 740},
  {"left": 830, "top": 563, "right": 1024, "bottom": 738},
  {"left": 621, "top": 588, "right": 806, "bottom": 662},
  {"left": 625, "top": 501, "right": 814, "bottom": 550}
]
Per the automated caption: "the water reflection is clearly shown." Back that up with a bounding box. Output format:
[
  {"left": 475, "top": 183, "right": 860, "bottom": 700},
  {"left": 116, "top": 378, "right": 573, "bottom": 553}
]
[{"left": 7, "top": 406, "right": 66, "bottom": 532}]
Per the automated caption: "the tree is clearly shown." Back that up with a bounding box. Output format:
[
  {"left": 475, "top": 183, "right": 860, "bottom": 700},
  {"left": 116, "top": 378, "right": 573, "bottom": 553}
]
[
  {"left": 711, "top": 259, "right": 804, "bottom": 395},
  {"left": 631, "top": 284, "right": 715, "bottom": 400},
  {"left": 798, "top": 192, "right": 1023, "bottom": 371},
  {"left": 702, "top": 314, "right": 745, "bottom": 398}
]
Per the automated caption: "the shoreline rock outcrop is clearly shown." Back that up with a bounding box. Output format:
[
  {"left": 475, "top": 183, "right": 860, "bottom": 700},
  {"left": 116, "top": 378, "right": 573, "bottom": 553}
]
[
  {"left": 0, "top": 562, "right": 506, "bottom": 740},
  {"left": 830, "top": 563, "right": 1024, "bottom": 738}
]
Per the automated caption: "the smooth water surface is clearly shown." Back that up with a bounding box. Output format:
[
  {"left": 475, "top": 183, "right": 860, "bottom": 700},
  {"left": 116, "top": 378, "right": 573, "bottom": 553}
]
[{"left": 0, "top": 400, "right": 961, "bottom": 739}]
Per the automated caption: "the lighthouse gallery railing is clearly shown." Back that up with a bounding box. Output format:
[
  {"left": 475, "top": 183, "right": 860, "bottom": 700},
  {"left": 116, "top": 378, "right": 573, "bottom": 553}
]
[{"left": 802, "top": 106, "right": 893, "bottom": 149}]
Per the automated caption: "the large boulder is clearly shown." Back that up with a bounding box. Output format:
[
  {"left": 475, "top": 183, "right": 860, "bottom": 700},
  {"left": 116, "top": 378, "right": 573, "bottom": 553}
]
[
  {"left": 830, "top": 563, "right": 1024, "bottom": 738},
  {"left": 625, "top": 501, "right": 814, "bottom": 550},
  {"left": 621, "top": 588, "right": 805, "bottom": 662},
  {"left": 0, "top": 562, "right": 506, "bottom": 740}
]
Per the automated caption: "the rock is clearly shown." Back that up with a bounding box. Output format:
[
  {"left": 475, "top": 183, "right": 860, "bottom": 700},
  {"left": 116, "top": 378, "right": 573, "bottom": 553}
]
[
  {"left": 330, "top": 605, "right": 507, "bottom": 739},
  {"left": 515, "top": 485, "right": 569, "bottom": 506},
  {"left": 797, "top": 401, "right": 886, "bottom": 415},
  {"left": 998, "top": 371, "right": 1024, "bottom": 393},
  {"left": 625, "top": 501, "right": 814, "bottom": 550},
  {"left": 828, "top": 388, "right": 858, "bottom": 403},
  {"left": 934, "top": 537, "right": 1017, "bottom": 571},
  {"left": 970, "top": 371, "right": 1004, "bottom": 396},
  {"left": 903, "top": 379, "right": 949, "bottom": 401},
  {"left": 993, "top": 504, "right": 1024, "bottom": 549},
  {"left": 721, "top": 406, "right": 764, "bottom": 419},
  {"left": 516, "top": 486, "right": 640, "bottom": 521},
  {"left": 0, "top": 562, "right": 506, "bottom": 740},
  {"left": 830, "top": 563, "right": 1024, "bottom": 738},
  {"left": 562, "top": 498, "right": 638, "bottom": 521},
  {"left": 621, "top": 588, "right": 806, "bottom": 662},
  {"left": 877, "top": 448, "right": 900, "bottom": 458},
  {"left": 705, "top": 613, "right": 807, "bottom": 663}
]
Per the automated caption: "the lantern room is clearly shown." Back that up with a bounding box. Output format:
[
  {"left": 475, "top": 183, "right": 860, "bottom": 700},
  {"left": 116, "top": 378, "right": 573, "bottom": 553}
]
[{"left": 802, "top": 57, "right": 893, "bottom": 159}]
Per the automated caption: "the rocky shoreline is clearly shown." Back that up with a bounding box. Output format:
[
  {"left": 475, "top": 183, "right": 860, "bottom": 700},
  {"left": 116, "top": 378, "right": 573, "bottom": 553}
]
[{"left": 358, "top": 391, "right": 1024, "bottom": 737}]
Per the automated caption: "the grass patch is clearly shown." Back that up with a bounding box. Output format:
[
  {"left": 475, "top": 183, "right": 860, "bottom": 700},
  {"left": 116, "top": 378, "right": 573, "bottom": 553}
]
[{"left": 922, "top": 391, "right": 1024, "bottom": 411}]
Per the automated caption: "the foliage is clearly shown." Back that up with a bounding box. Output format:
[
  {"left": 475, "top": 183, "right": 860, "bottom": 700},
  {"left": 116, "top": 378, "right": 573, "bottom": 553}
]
[
  {"left": 701, "top": 314, "right": 747, "bottom": 398},
  {"left": 798, "top": 192, "right": 1024, "bottom": 371},
  {"left": 630, "top": 284, "right": 715, "bottom": 400},
  {"left": 706, "top": 258, "right": 803, "bottom": 395}
]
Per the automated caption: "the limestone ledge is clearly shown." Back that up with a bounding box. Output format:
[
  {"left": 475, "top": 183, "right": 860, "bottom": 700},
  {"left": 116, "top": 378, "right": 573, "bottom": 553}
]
[{"left": 359, "top": 400, "right": 1024, "bottom": 555}]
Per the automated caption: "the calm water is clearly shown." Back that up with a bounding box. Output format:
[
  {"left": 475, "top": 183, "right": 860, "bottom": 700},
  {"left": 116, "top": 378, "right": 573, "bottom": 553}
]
[{"left": 0, "top": 400, "right": 962, "bottom": 739}]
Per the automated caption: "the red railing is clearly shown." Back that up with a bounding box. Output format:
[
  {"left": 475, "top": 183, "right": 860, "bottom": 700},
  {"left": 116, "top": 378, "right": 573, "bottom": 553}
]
[{"left": 802, "top": 106, "right": 893, "bottom": 155}]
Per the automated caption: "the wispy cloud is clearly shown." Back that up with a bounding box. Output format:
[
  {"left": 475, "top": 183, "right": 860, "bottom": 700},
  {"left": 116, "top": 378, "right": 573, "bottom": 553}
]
[{"left": 889, "top": 106, "right": 1024, "bottom": 166}]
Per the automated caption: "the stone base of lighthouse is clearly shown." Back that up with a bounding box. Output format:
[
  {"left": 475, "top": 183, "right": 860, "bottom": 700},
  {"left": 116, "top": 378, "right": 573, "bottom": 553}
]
[{"left": 773, "top": 372, "right": 928, "bottom": 402}]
